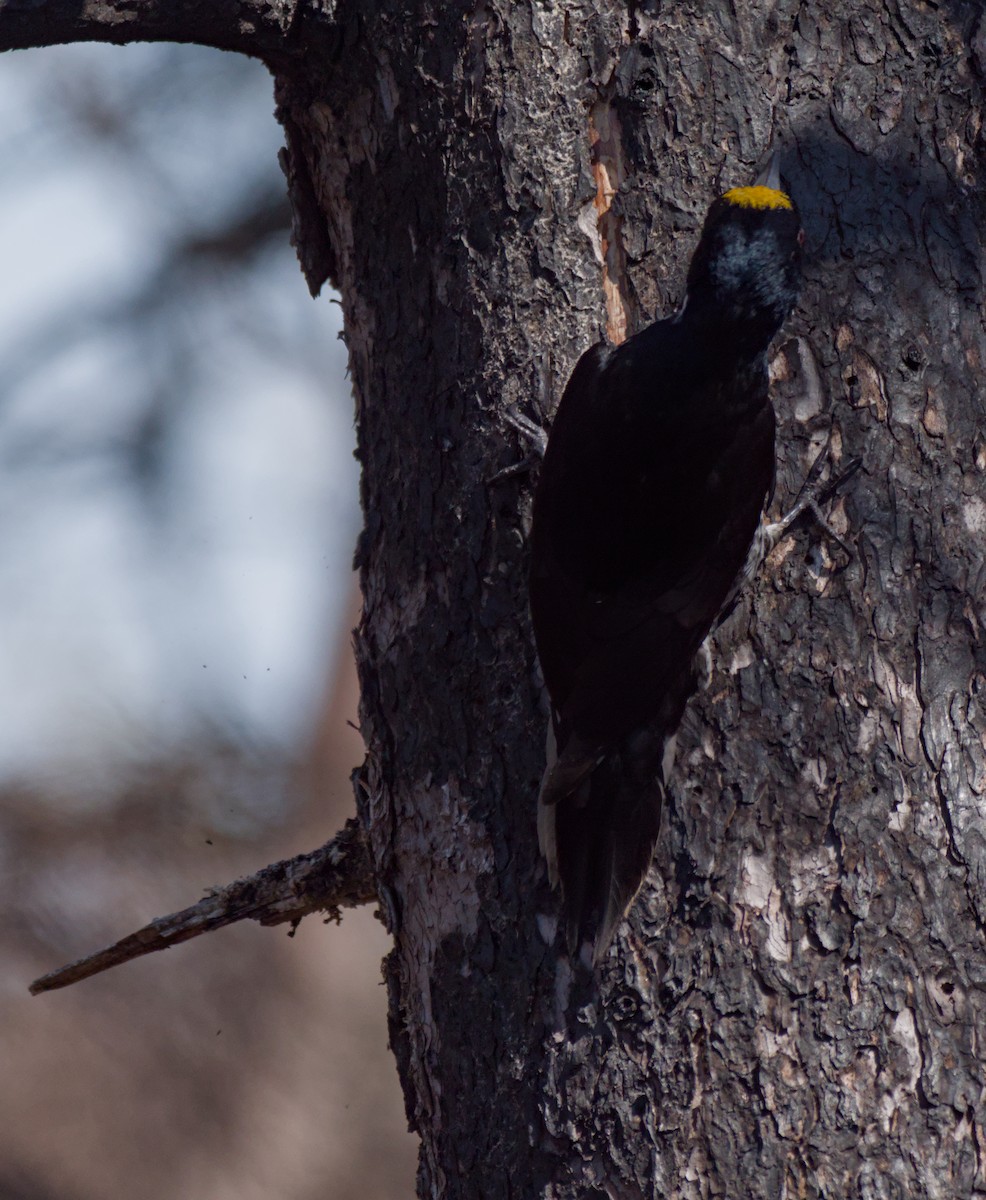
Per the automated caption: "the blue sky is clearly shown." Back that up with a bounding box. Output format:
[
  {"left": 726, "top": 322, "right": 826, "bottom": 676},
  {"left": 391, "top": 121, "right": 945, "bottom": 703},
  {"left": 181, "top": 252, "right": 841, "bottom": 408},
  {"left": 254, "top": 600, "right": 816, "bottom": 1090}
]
[{"left": 0, "top": 42, "right": 359, "bottom": 795}]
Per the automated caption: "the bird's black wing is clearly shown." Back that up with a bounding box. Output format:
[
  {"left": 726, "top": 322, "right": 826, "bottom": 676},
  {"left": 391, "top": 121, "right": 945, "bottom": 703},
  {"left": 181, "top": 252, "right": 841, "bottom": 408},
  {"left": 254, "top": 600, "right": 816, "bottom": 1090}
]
[
  {"left": 529, "top": 329, "right": 774, "bottom": 962},
  {"left": 530, "top": 328, "right": 774, "bottom": 751}
]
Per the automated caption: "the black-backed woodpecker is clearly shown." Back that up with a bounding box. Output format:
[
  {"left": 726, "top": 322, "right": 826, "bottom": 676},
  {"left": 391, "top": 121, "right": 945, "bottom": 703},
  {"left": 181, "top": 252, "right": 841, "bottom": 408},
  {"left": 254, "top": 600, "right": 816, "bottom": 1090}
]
[{"left": 530, "top": 156, "right": 804, "bottom": 964}]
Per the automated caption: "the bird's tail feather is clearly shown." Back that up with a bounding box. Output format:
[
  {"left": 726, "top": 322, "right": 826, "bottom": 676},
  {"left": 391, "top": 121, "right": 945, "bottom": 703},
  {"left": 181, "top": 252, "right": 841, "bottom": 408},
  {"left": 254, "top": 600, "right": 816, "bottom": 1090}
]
[
  {"left": 590, "top": 772, "right": 664, "bottom": 963},
  {"left": 540, "top": 743, "right": 664, "bottom": 964}
]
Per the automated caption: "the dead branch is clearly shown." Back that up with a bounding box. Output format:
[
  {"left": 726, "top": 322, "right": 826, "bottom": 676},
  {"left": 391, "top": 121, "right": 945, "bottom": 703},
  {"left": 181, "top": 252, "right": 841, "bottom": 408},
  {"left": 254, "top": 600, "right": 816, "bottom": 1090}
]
[
  {"left": 0, "top": 0, "right": 311, "bottom": 59},
  {"left": 29, "top": 817, "right": 376, "bottom": 996}
]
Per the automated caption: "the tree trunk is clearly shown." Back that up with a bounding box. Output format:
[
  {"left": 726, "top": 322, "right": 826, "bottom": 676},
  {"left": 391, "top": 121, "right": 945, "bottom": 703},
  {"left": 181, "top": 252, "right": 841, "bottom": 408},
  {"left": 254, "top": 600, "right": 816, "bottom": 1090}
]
[
  {"left": 280, "top": 3, "right": 986, "bottom": 1194},
  {"left": 6, "top": 0, "right": 986, "bottom": 1195}
]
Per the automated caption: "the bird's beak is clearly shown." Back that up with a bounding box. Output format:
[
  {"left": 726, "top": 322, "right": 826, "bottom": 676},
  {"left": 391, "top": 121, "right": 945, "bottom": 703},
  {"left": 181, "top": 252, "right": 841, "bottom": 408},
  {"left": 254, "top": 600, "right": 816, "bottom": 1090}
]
[{"left": 754, "top": 150, "right": 782, "bottom": 191}]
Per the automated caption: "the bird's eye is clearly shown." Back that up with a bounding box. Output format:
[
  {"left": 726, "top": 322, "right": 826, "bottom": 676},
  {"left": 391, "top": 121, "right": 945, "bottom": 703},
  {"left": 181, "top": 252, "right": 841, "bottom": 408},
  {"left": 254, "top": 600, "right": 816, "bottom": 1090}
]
[{"left": 797, "top": 228, "right": 806, "bottom": 246}]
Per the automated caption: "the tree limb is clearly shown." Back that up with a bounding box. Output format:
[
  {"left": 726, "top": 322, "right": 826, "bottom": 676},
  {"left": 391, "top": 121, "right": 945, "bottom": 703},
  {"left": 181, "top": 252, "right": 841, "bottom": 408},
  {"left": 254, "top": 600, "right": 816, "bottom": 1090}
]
[
  {"left": 0, "top": 0, "right": 338, "bottom": 60},
  {"left": 29, "top": 817, "right": 377, "bottom": 996}
]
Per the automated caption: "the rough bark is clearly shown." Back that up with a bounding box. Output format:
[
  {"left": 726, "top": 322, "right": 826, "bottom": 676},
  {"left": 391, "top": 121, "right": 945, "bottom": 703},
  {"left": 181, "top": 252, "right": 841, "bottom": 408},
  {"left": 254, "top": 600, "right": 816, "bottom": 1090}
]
[{"left": 6, "top": 1, "right": 986, "bottom": 1197}]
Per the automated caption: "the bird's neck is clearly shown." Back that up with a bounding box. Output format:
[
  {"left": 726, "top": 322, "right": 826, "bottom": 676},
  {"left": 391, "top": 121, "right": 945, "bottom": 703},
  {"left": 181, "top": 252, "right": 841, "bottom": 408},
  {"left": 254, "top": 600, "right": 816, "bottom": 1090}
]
[{"left": 676, "top": 292, "right": 781, "bottom": 363}]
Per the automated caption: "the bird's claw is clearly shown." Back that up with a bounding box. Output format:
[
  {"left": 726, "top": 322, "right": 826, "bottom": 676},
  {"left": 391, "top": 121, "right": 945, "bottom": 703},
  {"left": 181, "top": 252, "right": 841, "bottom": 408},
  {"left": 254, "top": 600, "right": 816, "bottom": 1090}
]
[
  {"left": 488, "top": 407, "right": 549, "bottom": 484},
  {"left": 765, "top": 449, "right": 861, "bottom": 560},
  {"left": 504, "top": 406, "right": 548, "bottom": 458}
]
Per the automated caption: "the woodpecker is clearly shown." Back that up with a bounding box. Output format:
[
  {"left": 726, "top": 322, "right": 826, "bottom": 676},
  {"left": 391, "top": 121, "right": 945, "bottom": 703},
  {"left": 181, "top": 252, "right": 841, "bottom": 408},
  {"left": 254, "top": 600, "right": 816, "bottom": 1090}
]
[{"left": 530, "top": 155, "right": 805, "bottom": 964}]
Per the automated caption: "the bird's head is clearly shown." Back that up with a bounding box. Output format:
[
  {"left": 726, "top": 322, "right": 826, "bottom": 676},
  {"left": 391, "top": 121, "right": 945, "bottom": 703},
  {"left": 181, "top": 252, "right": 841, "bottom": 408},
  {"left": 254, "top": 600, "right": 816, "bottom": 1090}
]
[{"left": 684, "top": 155, "right": 803, "bottom": 347}]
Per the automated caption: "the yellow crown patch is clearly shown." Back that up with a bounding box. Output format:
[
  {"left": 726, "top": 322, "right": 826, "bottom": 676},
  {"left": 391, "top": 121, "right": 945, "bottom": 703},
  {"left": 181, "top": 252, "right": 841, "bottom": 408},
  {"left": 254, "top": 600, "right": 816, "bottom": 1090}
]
[{"left": 721, "top": 185, "right": 793, "bottom": 211}]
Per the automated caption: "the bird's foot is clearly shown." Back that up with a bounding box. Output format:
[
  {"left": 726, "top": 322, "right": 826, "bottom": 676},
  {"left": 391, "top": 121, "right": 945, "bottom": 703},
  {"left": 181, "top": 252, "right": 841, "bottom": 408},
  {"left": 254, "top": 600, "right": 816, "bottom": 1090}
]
[
  {"left": 764, "top": 446, "right": 861, "bottom": 560},
  {"left": 504, "top": 405, "right": 549, "bottom": 458},
  {"left": 487, "top": 407, "right": 549, "bottom": 484}
]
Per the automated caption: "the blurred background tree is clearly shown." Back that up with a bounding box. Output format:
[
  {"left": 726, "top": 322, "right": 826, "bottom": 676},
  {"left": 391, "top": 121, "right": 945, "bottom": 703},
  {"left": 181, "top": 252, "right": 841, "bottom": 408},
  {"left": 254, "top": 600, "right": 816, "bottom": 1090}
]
[{"left": 0, "top": 41, "right": 415, "bottom": 1200}]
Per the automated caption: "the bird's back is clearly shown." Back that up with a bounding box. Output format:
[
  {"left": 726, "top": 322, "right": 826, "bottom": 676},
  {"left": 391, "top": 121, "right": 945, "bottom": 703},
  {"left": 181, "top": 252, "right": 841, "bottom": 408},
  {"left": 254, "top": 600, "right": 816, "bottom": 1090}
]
[{"left": 530, "top": 316, "right": 775, "bottom": 751}]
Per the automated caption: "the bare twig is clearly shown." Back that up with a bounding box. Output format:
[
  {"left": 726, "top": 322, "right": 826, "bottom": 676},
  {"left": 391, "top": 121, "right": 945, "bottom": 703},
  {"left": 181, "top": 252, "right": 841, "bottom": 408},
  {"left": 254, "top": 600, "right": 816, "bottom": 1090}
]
[
  {"left": 0, "top": 0, "right": 306, "bottom": 59},
  {"left": 29, "top": 818, "right": 376, "bottom": 996}
]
